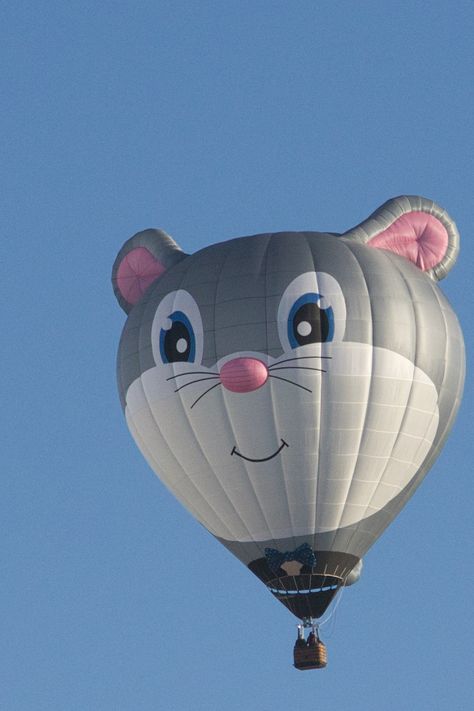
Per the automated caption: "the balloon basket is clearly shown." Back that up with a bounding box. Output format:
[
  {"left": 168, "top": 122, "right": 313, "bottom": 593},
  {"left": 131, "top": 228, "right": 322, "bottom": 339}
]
[{"left": 293, "top": 623, "right": 327, "bottom": 670}]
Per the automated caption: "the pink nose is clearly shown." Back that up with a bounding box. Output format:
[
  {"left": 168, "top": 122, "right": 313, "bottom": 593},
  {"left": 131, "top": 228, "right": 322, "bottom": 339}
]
[{"left": 220, "top": 357, "right": 269, "bottom": 393}]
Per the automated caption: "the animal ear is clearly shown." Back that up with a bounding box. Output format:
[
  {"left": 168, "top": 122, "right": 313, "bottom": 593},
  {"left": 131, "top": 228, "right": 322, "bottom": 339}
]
[
  {"left": 342, "top": 196, "right": 459, "bottom": 280},
  {"left": 112, "top": 228, "right": 188, "bottom": 313}
]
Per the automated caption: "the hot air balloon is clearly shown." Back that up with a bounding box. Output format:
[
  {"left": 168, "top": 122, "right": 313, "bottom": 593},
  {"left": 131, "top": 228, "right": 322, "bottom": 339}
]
[{"left": 112, "top": 196, "right": 464, "bottom": 669}]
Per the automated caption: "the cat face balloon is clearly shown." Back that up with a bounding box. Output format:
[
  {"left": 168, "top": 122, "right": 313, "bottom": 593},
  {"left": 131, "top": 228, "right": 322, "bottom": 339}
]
[{"left": 112, "top": 196, "right": 464, "bottom": 619}]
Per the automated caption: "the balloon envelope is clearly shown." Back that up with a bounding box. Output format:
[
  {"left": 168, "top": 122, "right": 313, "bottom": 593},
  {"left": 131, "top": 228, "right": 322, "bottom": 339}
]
[{"left": 113, "top": 196, "right": 464, "bottom": 619}]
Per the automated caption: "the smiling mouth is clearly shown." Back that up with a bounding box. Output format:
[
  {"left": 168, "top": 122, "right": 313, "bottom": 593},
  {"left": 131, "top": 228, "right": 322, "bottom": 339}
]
[{"left": 230, "top": 439, "right": 289, "bottom": 463}]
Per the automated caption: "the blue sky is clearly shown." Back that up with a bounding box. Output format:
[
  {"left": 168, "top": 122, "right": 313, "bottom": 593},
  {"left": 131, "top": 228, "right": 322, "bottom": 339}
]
[{"left": 2, "top": 2, "right": 473, "bottom": 709}]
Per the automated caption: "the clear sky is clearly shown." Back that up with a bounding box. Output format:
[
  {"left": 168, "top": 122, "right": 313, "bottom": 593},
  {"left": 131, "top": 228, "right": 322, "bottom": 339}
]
[{"left": 2, "top": 2, "right": 473, "bottom": 709}]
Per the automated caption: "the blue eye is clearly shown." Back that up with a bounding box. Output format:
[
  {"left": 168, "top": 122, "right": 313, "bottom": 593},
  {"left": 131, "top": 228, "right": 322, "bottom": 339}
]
[
  {"left": 159, "top": 311, "right": 196, "bottom": 364},
  {"left": 287, "top": 293, "right": 334, "bottom": 348}
]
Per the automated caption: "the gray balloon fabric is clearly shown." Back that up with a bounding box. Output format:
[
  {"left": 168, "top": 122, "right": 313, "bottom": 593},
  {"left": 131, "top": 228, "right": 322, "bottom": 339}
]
[{"left": 112, "top": 196, "right": 465, "bottom": 619}]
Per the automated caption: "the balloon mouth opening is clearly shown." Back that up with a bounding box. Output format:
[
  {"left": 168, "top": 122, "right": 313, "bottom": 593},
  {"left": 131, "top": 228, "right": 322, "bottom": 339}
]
[
  {"left": 269, "top": 575, "right": 342, "bottom": 619},
  {"left": 247, "top": 550, "right": 360, "bottom": 619},
  {"left": 269, "top": 583, "right": 339, "bottom": 595}
]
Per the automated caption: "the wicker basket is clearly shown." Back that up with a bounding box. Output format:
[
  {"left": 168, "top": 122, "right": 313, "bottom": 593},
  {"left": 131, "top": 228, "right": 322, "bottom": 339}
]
[{"left": 293, "top": 639, "right": 327, "bottom": 670}]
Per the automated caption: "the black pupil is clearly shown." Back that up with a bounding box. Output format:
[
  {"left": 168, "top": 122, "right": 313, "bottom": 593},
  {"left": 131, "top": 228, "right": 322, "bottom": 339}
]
[
  {"left": 164, "top": 320, "right": 191, "bottom": 362},
  {"left": 293, "top": 302, "right": 329, "bottom": 345}
]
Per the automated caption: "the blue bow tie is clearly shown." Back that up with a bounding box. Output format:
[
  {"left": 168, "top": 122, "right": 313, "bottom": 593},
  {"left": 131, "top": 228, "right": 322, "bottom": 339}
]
[{"left": 264, "top": 543, "right": 316, "bottom": 574}]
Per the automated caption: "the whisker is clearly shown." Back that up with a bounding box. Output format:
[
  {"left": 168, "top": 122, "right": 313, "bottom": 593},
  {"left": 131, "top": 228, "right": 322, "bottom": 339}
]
[
  {"left": 190, "top": 382, "right": 222, "bottom": 409},
  {"left": 270, "top": 355, "right": 332, "bottom": 368},
  {"left": 269, "top": 366, "right": 326, "bottom": 374},
  {"left": 175, "top": 376, "right": 220, "bottom": 393},
  {"left": 167, "top": 371, "right": 219, "bottom": 381},
  {"left": 268, "top": 374, "right": 312, "bottom": 393}
]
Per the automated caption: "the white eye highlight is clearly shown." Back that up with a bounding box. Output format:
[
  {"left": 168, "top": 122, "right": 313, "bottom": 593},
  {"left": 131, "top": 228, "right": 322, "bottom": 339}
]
[
  {"left": 176, "top": 338, "right": 188, "bottom": 354},
  {"left": 297, "top": 321, "right": 312, "bottom": 337}
]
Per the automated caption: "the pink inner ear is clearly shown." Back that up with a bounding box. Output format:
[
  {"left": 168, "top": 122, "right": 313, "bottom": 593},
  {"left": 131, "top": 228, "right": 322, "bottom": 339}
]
[
  {"left": 367, "top": 212, "right": 448, "bottom": 271},
  {"left": 116, "top": 247, "right": 166, "bottom": 305}
]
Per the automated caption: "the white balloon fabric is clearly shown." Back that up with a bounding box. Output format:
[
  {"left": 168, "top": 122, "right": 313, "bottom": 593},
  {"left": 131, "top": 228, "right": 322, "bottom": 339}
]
[{"left": 113, "top": 196, "right": 464, "bottom": 620}]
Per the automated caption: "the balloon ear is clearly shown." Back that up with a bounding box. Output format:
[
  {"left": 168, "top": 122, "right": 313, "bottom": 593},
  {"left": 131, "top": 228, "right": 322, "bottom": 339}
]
[
  {"left": 112, "top": 228, "right": 188, "bottom": 313},
  {"left": 343, "top": 196, "right": 459, "bottom": 280}
]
